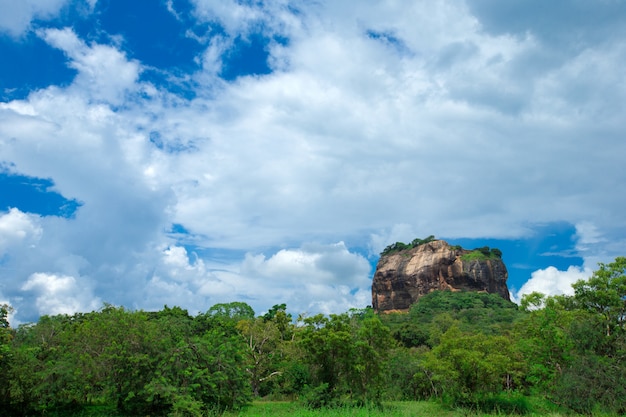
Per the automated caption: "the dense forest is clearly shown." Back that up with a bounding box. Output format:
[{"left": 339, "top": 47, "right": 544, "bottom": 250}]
[{"left": 1, "top": 257, "right": 625, "bottom": 416}]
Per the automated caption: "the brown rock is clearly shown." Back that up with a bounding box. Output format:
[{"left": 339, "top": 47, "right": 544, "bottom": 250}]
[{"left": 372, "top": 240, "right": 510, "bottom": 313}]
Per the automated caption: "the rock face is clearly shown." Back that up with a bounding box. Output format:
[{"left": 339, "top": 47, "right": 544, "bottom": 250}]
[{"left": 372, "top": 240, "right": 510, "bottom": 313}]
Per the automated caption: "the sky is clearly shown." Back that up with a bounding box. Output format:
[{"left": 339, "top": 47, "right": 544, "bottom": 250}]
[{"left": 1, "top": 0, "right": 625, "bottom": 324}]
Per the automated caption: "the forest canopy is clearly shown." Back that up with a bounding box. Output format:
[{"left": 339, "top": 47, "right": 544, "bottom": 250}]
[{"left": 0, "top": 257, "right": 625, "bottom": 416}]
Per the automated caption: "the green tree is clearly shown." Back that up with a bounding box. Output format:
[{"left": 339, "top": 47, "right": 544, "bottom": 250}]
[
  {"left": 297, "top": 312, "right": 394, "bottom": 407},
  {"left": 349, "top": 315, "right": 394, "bottom": 405},
  {"left": 514, "top": 259, "right": 626, "bottom": 415},
  {"left": 519, "top": 291, "right": 546, "bottom": 312},
  {"left": 386, "top": 346, "right": 431, "bottom": 400},
  {"left": 514, "top": 300, "right": 575, "bottom": 393},
  {"left": 237, "top": 317, "right": 282, "bottom": 396},
  {"left": 74, "top": 306, "right": 160, "bottom": 413},
  {"left": 262, "top": 304, "right": 293, "bottom": 340},
  {"left": 298, "top": 313, "right": 353, "bottom": 399},
  {"left": 0, "top": 304, "right": 12, "bottom": 364},
  {"left": 553, "top": 352, "right": 626, "bottom": 414},
  {"left": 424, "top": 325, "right": 525, "bottom": 408},
  {"left": 5, "top": 313, "right": 87, "bottom": 414},
  {"left": 572, "top": 256, "right": 626, "bottom": 337},
  {"left": 206, "top": 302, "right": 255, "bottom": 322},
  {"left": 0, "top": 304, "right": 14, "bottom": 409},
  {"left": 195, "top": 301, "right": 255, "bottom": 335}
]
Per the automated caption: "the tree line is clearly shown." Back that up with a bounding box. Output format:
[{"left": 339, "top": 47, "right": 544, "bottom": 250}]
[{"left": 0, "top": 257, "right": 625, "bottom": 416}]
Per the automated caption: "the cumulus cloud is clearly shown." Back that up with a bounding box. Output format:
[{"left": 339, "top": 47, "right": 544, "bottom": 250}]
[
  {"left": 139, "top": 242, "right": 372, "bottom": 316},
  {"left": 511, "top": 265, "right": 591, "bottom": 304},
  {"left": 238, "top": 242, "right": 372, "bottom": 314},
  {"left": 21, "top": 272, "right": 100, "bottom": 316},
  {"left": 38, "top": 28, "right": 142, "bottom": 104},
  {"left": 0, "top": 35, "right": 171, "bottom": 321},
  {"left": 1, "top": 1, "right": 626, "bottom": 322},
  {"left": 510, "top": 222, "right": 626, "bottom": 304},
  {"left": 0, "top": 208, "right": 42, "bottom": 255},
  {"left": 189, "top": 0, "right": 298, "bottom": 38}
]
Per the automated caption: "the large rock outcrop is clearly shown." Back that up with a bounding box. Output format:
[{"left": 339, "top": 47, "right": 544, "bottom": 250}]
[{"left": 372, "top": 240, "right": 510, "bottom": 313}]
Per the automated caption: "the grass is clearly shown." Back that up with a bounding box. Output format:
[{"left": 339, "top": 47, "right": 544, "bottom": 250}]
[
  {"left": 224, "top": 401, "right": 560, "bottom": 417},
  {"left": 460, "top": 251, "right": 496, "bottom": 262},
  {"left": 224, "top": 401, "right": 456, "bottom": 417},
  {"left": 223, "top": 400, "right": 624, "bottom": 417},
  {"left": 44, "top": 399, "right": 624, "bottom": 417}
]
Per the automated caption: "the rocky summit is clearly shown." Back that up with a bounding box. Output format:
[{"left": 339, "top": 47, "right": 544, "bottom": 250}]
[{"left": 372, "top": 239, "right": 510, "bottom": 313}]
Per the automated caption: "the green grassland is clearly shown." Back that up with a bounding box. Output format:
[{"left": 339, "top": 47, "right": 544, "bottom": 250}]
[
  {"left": 47, "top": 400, "right": 623, "bottom": 417},
  {"left": 223, "top": 400, "right": 623, "bottom": 417}
]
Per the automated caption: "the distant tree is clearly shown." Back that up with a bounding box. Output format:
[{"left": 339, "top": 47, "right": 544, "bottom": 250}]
[
  {"left": 519, "top": 291, "right": 546, "bottom": 312},
  {"left": 0, "top": 304, "right": 14, "bottom": 409},
  {"left": 195, "top": 302, "right": 256, "bottom": 334},
  {"left": 206, "top": 302, "right": 255, "bottom": 322},
  {"left": 263, "top": 303, "right": 293, "bottom": 340},
  {"left": 0, "top": 304, "right": 12, "bottom": 357},
  {"left": 572, "top": 257, "right": 626, "bottom": 337}
]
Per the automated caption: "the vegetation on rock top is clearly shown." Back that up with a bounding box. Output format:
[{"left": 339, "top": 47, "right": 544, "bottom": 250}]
[
  {"left": 380, "top": 236, "right": 503, "bottom": 261},
  {"left": 380, "top": 235, "right": 436, "bottom": 256},
  {"left": 459, "top": 246, "right": 503, "bottom": 261}
]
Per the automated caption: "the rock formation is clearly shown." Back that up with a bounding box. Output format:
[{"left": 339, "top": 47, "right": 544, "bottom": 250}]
[{"left": 372, "top": 240, "right": 510, "bottom": 313}]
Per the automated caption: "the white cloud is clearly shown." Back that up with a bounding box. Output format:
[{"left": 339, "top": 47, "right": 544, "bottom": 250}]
[
  {"left": 140, "top": 242, "right": 372, "bottom": 316},
  {"left": 511, "top": 265, "right": 591, "bottom": 304},
  {"left": 190, "top": 0, "right": 297, "bottom": 38},
  {"left": 38, "top": 28, "right": 142, "bottom": 104},
  {"left": 2, "top": 1, "right": 626, "bottom": 322},
  {"left": 0, "top": 208, "right": 42, "bottom": 255},
  {"left": 0, "top": 0, "right": 69, "bottom": 37},
  {"left": 237, "top": 242, "right": 372, "bottom": 314},
  {"left": 21, "top": 272, "right": 101, "bottom": 316}
]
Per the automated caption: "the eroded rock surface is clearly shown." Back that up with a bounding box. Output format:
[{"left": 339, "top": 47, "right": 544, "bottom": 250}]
[{"left": 372, "top": 240, "right": 510, "bottom": 313}]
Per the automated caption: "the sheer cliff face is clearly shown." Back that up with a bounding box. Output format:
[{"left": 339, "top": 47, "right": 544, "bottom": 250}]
[{"left": 372, "top": 240, "right": 510, "bottom": 313}]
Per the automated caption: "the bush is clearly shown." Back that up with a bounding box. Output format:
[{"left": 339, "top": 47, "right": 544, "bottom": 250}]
[
  {"left": 473, "top": 392, "right": 531, "bottom": 414},
  {"left": 552, "top": 353, "right": 626, "bottom": 415},
  {"left": 460, "top": 247, "right": 503, "bottom": 262},
  {"left": 300, "top": 383, "right": 340, "bottom": 409}
]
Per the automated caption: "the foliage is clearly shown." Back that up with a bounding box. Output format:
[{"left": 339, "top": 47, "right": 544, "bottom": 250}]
[
  {"left": 572, "top": 256, "right": 626, "bottom": 338},
  {"left": 205, "top": 301, "right": 256, "bottom": 323},
  {"left": 421, "top": 325, "right": 525, "bottom": 408},
  {"left": 552, "top": 353, "right": 626, "bottom": 415},
  {"left": 380, "top": 235, "right": 435, "bottom": 256},
  {"left": 512, "top": 260, "right": 626, "bottom": 415},
  {"left": 379, "top": 237, "right": 503, "bottom": 263},
  {"left": 0, "top": 304, "right": 14, "bottom": 410},
  {"left": 1, "top": 304, "right": 252, "bottom": 416},
  {"left": 382, "top": 291, "right": 521, "bottom": 348},
  {"left": 2, "top": 257, "right": 626, "bottom": 415},
  {"left": 460, "top": 246, "right": 503, "bottom": 261},
  {"left": 297, "top": 312, "right": 394, "bottom": 407}
]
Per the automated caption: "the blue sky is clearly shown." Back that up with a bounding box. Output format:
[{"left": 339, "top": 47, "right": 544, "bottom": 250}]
[{"left": 1, "top": 0, "right": 625, "bottom": 323}]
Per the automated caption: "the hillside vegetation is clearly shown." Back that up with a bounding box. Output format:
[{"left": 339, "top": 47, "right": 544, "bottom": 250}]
[
  {"left": 1, "top": 257, "right": 625, "bottom": 416},
  {"left": 380, "top": 235, "right": 503, "bottom": 260}
]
